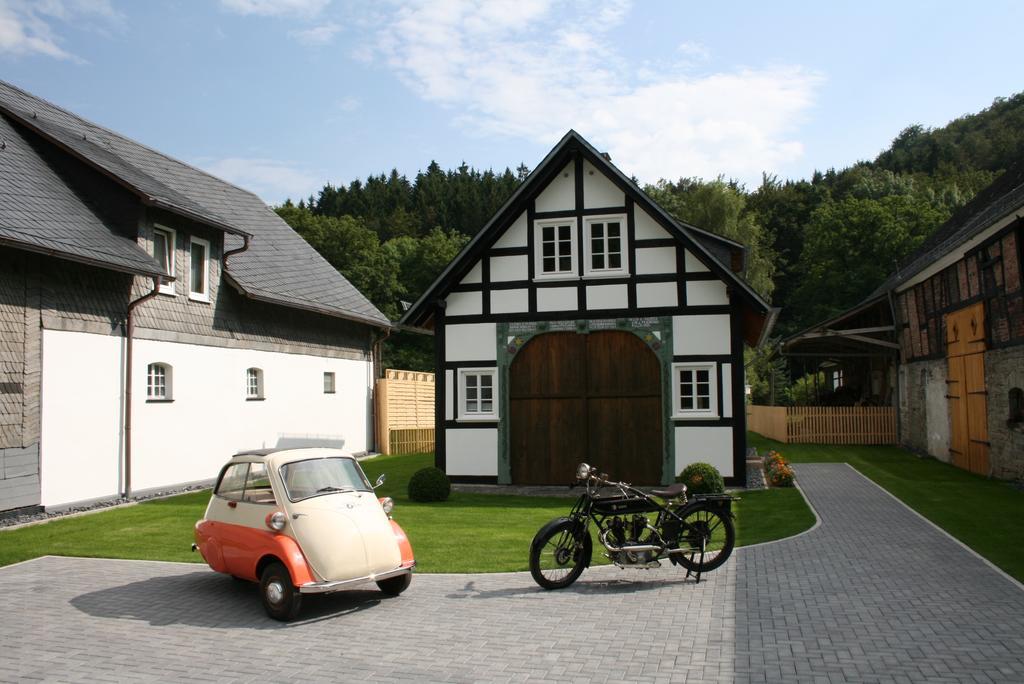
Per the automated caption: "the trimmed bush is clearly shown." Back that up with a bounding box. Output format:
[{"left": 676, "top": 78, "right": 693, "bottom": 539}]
[
  {"left": 675, "top": 462, "right": 725, "bottom": 495},
  {"left": 408, "top": 467, "right": 451, "bottom": 502}
]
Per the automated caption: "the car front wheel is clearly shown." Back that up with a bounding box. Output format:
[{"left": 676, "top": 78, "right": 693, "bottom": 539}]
[{"left": 260, "top": 561, "right": 302, "bottom": 621}]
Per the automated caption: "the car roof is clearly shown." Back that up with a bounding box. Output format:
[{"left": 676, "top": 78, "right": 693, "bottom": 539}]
[{"left": 231, "top": 447, "right": 355, "bottom": 465}]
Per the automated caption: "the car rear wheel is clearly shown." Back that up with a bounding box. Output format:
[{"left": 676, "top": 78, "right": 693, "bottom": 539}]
[
  {"left": 260, "top": 561, "right": 302, "bottom": 621},
  {"left": 376, "top": 573, "right": 411, "bottom": 596}
]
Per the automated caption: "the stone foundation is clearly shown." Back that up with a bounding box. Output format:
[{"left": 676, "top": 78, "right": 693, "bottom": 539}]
[{"left": 898, "top": 357, "right": 950, "bottom": 462}]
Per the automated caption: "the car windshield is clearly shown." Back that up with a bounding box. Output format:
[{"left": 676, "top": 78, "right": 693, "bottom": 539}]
[{"left": 279, "top": 457, "right": 371, "bottom": 501}]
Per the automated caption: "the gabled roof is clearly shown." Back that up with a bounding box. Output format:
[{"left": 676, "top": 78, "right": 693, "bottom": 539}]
[
  {"left": 867, "top": 159, "right": 1024, "bottom": 298},
  {"left": 0, "top": 113, "right": 166, "bottom": 278},
  {"left": 0, "top": 80, "right": 389, "bottom": 328},
  {"left": 399, "top": 130, "right": 770, "bottom": 337}
]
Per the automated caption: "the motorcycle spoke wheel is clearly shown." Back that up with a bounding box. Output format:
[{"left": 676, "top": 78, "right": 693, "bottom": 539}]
[
  {"left": 675, "top": 506, "right": 735, "bottom": 573},
  {"left": 529, "top": 522, "right": 589, "bottom": 590}
]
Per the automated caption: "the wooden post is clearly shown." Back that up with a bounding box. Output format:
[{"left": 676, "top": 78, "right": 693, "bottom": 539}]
[{"left": 376, "top": 377, "right": 390, "bottom": 455}]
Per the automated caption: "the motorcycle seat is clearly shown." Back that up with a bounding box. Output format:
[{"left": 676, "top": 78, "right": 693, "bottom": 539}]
[{"left": 649, "top": 483, "right": 687, "bottom": 498}]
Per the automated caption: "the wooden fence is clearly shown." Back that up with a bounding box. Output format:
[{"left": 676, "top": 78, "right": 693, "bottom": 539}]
[
  {"left": 375, "top": 369, "right": 435, "bottom": 455},
  {"left": 747, "top": 405, "right": 896, "bottom": 445}
]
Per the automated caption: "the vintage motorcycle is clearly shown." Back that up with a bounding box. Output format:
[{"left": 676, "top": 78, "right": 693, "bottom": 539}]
[{"left": 528, "top": 463, "right": 737, "bottom": 589}]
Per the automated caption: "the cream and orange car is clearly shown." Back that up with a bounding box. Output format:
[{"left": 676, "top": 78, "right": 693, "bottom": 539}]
[{"left": 193, "top": 448, "right": 415, "bottom": 621}]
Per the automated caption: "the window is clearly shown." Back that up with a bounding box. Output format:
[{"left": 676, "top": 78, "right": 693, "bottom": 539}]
[
  {"left": 280, "top": 457, "right": 371, "bottom": 501},
  {"left": 146, "top": 363, "right": 172, "bottom": 401},
  {"left": 534, "top": 219, "right": 577, "bottom": 278},
  {"left": 242, "top": 462, "right": 275, "bottom": 504},
  {"left": 246, "top": 367, "right": 264, "bottom": 400},
  {"left": 215, "top": 463, "right": 249, "bottom": 501},
  {"left": 458, "top": 368, "right": 498, "bottom": 421},
  {"left": 833, "top": 369, "right": 844, "bottom": 390},
  {"left": 189, "top": 236, "right": 210, "bottom": 302},
  {"left": 1009, "top": 388, "right": 1023, "bottom": 425},
  {"left": 672, "top": 363, "right": 717, "bottom": 418},
  {"left": 584, "top": 216, "right": 628, "bottom": 276},
  {"left": 153, "top": 226, "right": 176, "bottom": 295},
  {"left": 323, "top": 372, "right": 336, "bottom": 394}
]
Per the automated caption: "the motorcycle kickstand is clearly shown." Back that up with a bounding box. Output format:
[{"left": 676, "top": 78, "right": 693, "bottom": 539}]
[{"left": 684, "top": 549, "right": 705, "bottom": 584}]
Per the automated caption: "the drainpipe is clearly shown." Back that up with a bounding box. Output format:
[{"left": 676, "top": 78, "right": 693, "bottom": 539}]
[
  {"left": 886, "top": 288, "right": 902, "bottom": 443},
  {"left": 124, "top": 276, "right": 161, "bottom": 499},
  {"left": 370, "top": 326, "right": 392, "bottom": 453},
  {"left": 222, "top": 234, "right": 251, "bottom": 266}
]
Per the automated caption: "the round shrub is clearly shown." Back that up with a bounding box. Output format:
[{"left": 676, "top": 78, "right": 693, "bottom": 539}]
[
  {"left": 675, "top": 462, "right": 725, "bottom": 495},
  {"left": 408, "top": 467, "right": 451, "bottom": 502}
]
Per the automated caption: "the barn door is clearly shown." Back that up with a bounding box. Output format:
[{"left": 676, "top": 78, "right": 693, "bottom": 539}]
[
  {"left": 945, "top": 303, "right": 989, "bottom": 475},
  {"left": 509, "top": 331, "right": 663, "bottom": 485}
]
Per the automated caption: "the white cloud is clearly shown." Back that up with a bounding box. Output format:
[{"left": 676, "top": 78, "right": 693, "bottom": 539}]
[
  {"left": 288, "top": 21, "right": 340, "bottom": 45},
  {"left": 370, "top": 0, "right": 823, "bottom": 185},
  {"left": 0, "top": 0, "right": 121, "bottom": 60},
  {"left": 197, "top": 157, "right": 321, "bottom": 205},
  {"left": 219, "top": 0, "right": 330, "bottom": 18}
]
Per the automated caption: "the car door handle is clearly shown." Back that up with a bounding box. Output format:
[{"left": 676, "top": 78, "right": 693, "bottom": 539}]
[{"left": 228, "top": 501, "right": 237, "bottom": 508}]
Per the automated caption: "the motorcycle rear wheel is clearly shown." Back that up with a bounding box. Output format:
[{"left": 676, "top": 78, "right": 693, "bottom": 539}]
[
  {"left": 674, "top": 506, "right": 735, "bottom": 573},
  {"left": 529, "top": 520, "right": 591, "bottom": 590}
]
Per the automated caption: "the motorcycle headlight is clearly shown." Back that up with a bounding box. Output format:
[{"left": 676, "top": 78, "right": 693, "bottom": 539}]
[
  {"left": 576, "top": 463, "right": 592, "bottom": 480},
  {"left": 380, "top": 497, "right": 394, "bottom": 515},
  {"left": 266, "top": 511, "right": 287, "bottom": 531}
]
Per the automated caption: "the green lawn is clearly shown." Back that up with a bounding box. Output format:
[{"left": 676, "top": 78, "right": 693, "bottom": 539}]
[
  {"left": 748, "top": 432, "right": 1024, "bottom": 582},
  {"left": 0, "top": 452, "right": 814, "bottom": 572}
]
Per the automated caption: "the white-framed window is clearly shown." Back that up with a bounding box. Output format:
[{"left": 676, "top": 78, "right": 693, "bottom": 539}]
[
  {"left": 584, "top": 215, "right": 628, "bottom": 277},
  {"left": 458, "top": 368, "right": 498, "bottom": 421},
  {"left": 534, "top": 219, "right": 577, "bottom": 279},
  {"left": 189, "top": 236, "right": 211, "bottom": 302},
  {"left": 246, "top": 367, "right": 264, "bottom": 400},
  {"left": 672, "top": 363, "right": 717, "bottom": 418},
  {"left": 833, "top": 369, "right": 844, "bottom": 390},
  {"left": 153, "top": 225, "right": 176, "bottom": 295},
  {"left": 147, "top": 362, "right": 173, "bottom": 401},
  {"left": 323, "top": 372, "right": 336, "bottom": 394}
]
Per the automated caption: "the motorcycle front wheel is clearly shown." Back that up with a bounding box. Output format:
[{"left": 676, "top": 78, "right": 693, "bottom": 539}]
[
  {"left": 529, "top": 519, "right": 591, "bottom": 590},
  {"left": 674, "top": 505, "right": 735, "bottom": 573}
]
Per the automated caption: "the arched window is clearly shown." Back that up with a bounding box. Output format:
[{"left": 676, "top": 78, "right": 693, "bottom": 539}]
[
  {"left": 147, "top": 363, "right": 172, "bottom": 400},
  {"left": 246, "top": 367, "right": 264, "bottom": 400}
]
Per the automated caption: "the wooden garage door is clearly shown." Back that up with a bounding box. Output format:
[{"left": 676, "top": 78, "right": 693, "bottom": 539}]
[
  {"left": 509, "top": 331, "right": 662, "bottom": 485},
  {"left": 945, "top": 303, "right": 989, "bottom": 476}
]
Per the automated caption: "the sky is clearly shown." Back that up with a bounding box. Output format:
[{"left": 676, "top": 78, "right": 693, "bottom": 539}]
[{"left": 1, "top": 0, "right": 1022, "bottom": 205}]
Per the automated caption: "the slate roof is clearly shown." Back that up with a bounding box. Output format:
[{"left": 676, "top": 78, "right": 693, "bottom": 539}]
[
  {"left": 400, "top": 129, "right": 770, "bottom": 331},
  {"left": 867, "top": 159, "right": 1024, "bottom": 298},
  {"left": 0, "top": 114, "right": 165, "bottom": 277},
  {"left": 0, "top": 80, "right": 389, "bottom": 328}
]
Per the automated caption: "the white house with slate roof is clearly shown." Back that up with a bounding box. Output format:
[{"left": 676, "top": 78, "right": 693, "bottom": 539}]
[
  {"left": 0, "top": 80, "right": 391, "bottom": 513},
  {"left": 400, "top": 131, "right": 774, "bottom": 487}
]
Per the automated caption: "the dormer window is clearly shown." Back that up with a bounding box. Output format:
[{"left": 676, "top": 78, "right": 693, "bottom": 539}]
[
  {"left": 584, "top": 215, "right": 628, "bottom": 276},
  {"left": 153, "top": 226, "right": 176, "bottom": 295},
  {"left": 534, "top": 219, "right": 577, "bottom": 279},
  {"left": 189, "top": 236, "right": 210, "bottom": 302}
]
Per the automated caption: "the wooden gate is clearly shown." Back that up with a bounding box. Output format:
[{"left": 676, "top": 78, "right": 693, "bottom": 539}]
[
  {"left": 945, "top": 302, "right": 989, "bottom": 475},
  {"left": 508, "top": 331, "right": 662, "bottom": 485}
]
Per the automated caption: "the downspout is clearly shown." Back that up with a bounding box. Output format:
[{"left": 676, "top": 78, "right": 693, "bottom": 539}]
[
  {"left": 124, "top": 276, "right": 161, "bottom": 499},
  {"left": 886, "top": 288, "right": 902, "bottom": 444}
]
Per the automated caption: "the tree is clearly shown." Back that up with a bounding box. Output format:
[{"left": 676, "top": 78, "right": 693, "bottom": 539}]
[{"left": 646, "top": 177, "right": 776, "bottom": 300}]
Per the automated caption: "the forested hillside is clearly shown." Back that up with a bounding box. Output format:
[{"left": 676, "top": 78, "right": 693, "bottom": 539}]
[{"left": 276, "top": 92, "right": 1024, "bottom": 370}]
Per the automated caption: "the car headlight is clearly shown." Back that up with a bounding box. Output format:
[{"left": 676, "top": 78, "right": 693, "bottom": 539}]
[
  {"left": 576, "top": 463, "right": 592, "bottom": 480},
  {"left": 379, "top": 497, "right": 394, "bottom": 515},
  {"left": 266, "top": 511, "right": 287, "bottom": 531}
]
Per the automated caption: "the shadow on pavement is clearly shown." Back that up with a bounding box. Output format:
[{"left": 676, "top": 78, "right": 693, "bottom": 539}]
[
  {"left": 446, "top": 573, "right": 697, "bottom": 600},
  {"left": 70, "top": 571, "right": 388, "bottom": 629}
]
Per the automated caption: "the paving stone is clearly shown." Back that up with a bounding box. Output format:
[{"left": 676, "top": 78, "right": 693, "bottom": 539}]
[{"left": 1, "top": 464, "right": 1023, "bottom": 682}]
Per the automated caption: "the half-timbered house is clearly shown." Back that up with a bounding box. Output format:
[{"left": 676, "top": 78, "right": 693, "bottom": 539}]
[{"left": 400, "top": 131, "right": 773, "bottom": 486}]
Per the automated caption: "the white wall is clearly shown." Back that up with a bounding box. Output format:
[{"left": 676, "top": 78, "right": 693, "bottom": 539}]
[
  {"left": 535, "top": 162, "right": 576, "bottom": 212},
  {"left": 586, "top": 283, "right": 628, "bottom": 309},
  {"left": 491, "top": 289, "right": 529, "bottom": 314},
  {"left": 674, "top": 426, "right": 733, "bottom": 477},
  {"left": 490, "top": 254, "right": 529, "bottom": 282},
  {"left": 637, "top": 282, "right": 677, "bottom": 308},
  {"left": 582, "top": 160, "right": 624, "bottom": 208},
  {"left": 446, "top": 428, "right": 498, "bottom": 476},
  {"left": 446, "top": 291, "right": 483, "bottom": 316},
  {"left": 40, "top": 329, "right": 373, "bottom": 507},
  {"left": 445, "top": 323, "right": 496, "bottom": 361},
  {"left": 686, "top": 280, "right": 729, "bottom": 306},
  {"left": 40, "top": 330, "right": 123, "bottom": 506},
  {"left": 536, "top": 287, "right": 578, "bottom": 312},
  {"left": 635, "top": 247, "right": 676, "bottom": 274},
  {"left": 493, "top": 212, "right": 528, "bottom": 248},
  {"left": 673, "top": 315, "right": 731, "bottom": 355},
  {"left": 635, "top": 207, "right": 672, "bottom": 240}
]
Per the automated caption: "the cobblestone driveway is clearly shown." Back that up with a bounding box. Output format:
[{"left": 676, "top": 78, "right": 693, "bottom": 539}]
[{"left": 2, "top": 464, "right": 1023, "bottom": 683}]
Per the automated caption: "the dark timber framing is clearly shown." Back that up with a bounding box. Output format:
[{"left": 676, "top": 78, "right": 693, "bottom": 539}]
[{"left": 401, "top": 130, "right": 772, "bottom": 488}]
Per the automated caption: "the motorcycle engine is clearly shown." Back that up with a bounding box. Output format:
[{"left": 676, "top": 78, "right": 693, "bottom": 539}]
[{"left": 607, "top": 515, "right": 658, "bottom": 566}]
